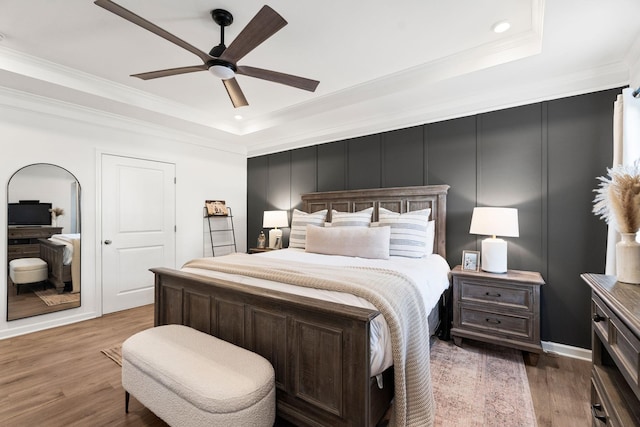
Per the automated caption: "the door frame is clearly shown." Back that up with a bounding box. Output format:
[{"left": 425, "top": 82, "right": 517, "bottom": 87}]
[{"left": 95, "top": 150, "right": 176, "bottom": 316}]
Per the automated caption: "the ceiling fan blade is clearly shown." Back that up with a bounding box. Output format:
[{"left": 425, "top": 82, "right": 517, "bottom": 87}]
[
  {"left": 132, "top": 65, "right": 209, "bottom": 80},
  {"left": 237, "top": 66, "right": 319, "bottom": 92},
  {"left": 223, "top": 78, "right": 249, "bottom": 108},
  {"left": 94, "top": 0, "right": 212, "bottom": 64},
  {"left": 219, "top": 5, "right": 287, "bottom": 64}
]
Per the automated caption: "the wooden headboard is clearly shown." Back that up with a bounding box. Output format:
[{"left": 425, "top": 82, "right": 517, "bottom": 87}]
[{"left": 301, "top": 185, "right": 449, "bottom": 258}]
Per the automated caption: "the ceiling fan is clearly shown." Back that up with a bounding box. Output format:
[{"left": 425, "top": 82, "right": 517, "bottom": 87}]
[{"left": 94, "top": 0, "right": 320, "bottom": 108}]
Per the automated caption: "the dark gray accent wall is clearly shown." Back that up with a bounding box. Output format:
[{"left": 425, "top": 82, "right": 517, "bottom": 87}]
[{"left": 246, "top": 88, "right": 620, "bottom": 349}]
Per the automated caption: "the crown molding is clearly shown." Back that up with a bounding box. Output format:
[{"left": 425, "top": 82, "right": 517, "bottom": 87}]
[
  {"left": 246, "top": 61, "right": 629, "bottom": 157},
  {"left": 0, "top": 85, "right": 247, "bottom": 155},
  {"left": 0, "top": 46, "right": 243, "bottom": 135},
  {"left": 626, "top": 35, "right": 640, "bottom": 87}
]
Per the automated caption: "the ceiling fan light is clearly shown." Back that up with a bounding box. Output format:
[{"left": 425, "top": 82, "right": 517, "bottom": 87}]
[{"left": 209, "top": 64, "right": 235, "bottom": 80}]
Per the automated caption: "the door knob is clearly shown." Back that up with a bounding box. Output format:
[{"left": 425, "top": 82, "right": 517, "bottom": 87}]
[{"left": 104, "top": 240, "right": 112, "bottom": 245}]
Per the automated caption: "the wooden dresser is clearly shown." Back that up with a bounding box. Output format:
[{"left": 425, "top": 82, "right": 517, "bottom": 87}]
[
  {"left": 8, "top": 226, "right": 62, "bottom": 261},
  {"left": 581, "top": 273, "right": 640, "bottom": 426},
  {"left": 450, "top": 265, "right": 544, "bottom": 365}
]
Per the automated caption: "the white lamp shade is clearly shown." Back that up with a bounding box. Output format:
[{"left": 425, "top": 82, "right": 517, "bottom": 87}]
[
  {"left": 469, "top": 207, "right": 519, "bottom": 237},
  {"left": 469, "top": 207, "right": 519, "bottom": 274},
  {"left": 263, "top": 210, "right": 289, "bottom": 228}
]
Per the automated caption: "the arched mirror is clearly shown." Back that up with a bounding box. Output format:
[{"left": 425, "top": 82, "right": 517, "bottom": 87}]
[{"left": 7, "top": 164, "right": 81, "bottom": 321}]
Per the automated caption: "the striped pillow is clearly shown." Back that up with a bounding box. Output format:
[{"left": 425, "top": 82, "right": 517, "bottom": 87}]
[
  {"left": 378, "top": 208, "right": 431, "bottom": 258},
  {"left": 331, "top": 207, "right": 373, "bottom": 227},
  {"left": 289, "top": 209, "right": 327, "bottom": 249}
]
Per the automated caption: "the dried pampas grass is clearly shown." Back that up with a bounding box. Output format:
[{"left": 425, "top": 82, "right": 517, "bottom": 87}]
[
  {"left": 593, "top": 160, "right": 640, "bottom": 233},
  {"left": 49, "top": 207, "right": 64, "bottom": 217}
]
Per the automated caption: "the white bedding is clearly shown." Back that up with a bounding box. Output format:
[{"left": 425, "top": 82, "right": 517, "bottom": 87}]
[
  {"left": 49, "top": 233, "right": 80, "bottom": 265},
  {"left": 181, "top": 248, "right": 450, "bottom": 376}
]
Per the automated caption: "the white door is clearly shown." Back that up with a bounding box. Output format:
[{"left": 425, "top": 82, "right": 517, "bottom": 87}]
[{"left": 101, "top": 154, "right": 175, "bottom": 314}]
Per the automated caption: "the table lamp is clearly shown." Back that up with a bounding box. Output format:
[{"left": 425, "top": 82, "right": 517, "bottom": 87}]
[
  {"left": 263, "top": 210, "right": 289, "bottom": 249},
  {"left": 469, "top": 207, "right": 519, "bottom": 273}
]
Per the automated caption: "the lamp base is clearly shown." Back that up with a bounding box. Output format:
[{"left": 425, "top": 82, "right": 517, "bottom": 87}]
[
  {"left": 268, "top": 228, "right": 283, "bottom": 249},
  {"left": 481, "top": 238, "right": 508, "bottom": 273}
]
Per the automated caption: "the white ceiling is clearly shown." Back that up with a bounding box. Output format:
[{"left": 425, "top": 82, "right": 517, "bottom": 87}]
[{"left": 1, "top": 0, "right": 639, "bottom": 156}]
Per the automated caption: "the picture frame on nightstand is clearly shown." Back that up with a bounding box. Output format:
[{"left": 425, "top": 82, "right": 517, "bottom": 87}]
[{"left": 462, "top": 250, "right": 480, "bottom": 271}]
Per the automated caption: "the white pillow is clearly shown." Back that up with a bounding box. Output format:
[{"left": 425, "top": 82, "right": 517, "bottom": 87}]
[
  {"left": 289, "top": 209, "right": 327, "bottom": 249},
  {"left": 425, "top": 220, "right": 435, "bottom": 255},
  {"left": 331, "top": 207, "right": 374, "bottom": 227},
  {"left": 378, "top": 208, "right": 431, "bottom": 258},
  {"left": 305, "top": 224, "right": 390, "bottom": 259}
]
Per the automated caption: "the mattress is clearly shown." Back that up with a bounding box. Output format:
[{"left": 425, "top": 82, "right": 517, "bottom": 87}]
[{"left": 181, "top": 248, "right": 450, "bottom": 376}]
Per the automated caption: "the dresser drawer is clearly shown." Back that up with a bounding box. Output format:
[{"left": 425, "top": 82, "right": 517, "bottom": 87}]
[
  {"left": 593, "top": 294, "right": 640, "bottom": 394},
  {"left": 592, "top": 363, "right": 640, "bottom": 426},
  {"left": 591, "top": 376, "right": 611, "bottom": 426},
  {"left": 458, "top": 278, "right": 532, "bottom": 311},
  {"left": 592, "top": 297, "right": 610, "bottom": 343},
  {"left": 458, "top": 306, "right": 533, "bottom": 340},
  {"left": 8, "top": 226, "right": 62, "bottom": 239},
  {"left": 609, "top": 316, "right": 640, "bottom": 393},
  {"left": 8, "top": 244, "right": 40, "bottom": 257}
]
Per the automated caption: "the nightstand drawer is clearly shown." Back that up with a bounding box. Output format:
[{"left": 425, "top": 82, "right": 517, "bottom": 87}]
[
  {"left": 450, "top": 266, "right": 544, "bottom": 360},
  {"left": 459, "top": 306, "right": 533, "bottom": 340},
  {"left": 458, "top": 279, "right": 532, "bottom": 311}
]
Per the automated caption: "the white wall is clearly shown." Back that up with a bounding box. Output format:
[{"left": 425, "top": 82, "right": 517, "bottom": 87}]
[{"left": 0, "top": 90, "right": 247, "bottom": 338}]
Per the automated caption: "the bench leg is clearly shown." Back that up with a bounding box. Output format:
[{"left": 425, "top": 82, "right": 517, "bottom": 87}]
[{"left": 125, "top": 391, "right": 130, "bottom": 413}]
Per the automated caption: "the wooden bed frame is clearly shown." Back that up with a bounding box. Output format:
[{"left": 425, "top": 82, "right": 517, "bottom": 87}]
[
  {"left": 38, "top": 238, "right": 71, "bottom": 293},
  {"left": 152, "top": 185, "right": 450, "bottom": 427}
]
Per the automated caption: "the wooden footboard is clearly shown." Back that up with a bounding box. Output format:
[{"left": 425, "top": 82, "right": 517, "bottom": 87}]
[
  {"left": 152, "top": 185, "right": 450, "bottom": 426},
  {"left": 38, "top": 238, "right": 71, "bottom": 293},
  {"left": 152, "top": 267, "right": 392, "bottom": 427}
]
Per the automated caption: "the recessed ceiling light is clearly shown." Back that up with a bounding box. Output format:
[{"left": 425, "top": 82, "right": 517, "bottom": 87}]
[
  {"left": 492, "top": 21, "right": 511, "bottom": 33},
  {"left": 234, "top": 115, "right": 243, "bottom": 120}
]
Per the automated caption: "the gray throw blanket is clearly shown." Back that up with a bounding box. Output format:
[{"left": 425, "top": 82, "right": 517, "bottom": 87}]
[{"left": 183, "top": 253, "right": 434, "bottom": 427}]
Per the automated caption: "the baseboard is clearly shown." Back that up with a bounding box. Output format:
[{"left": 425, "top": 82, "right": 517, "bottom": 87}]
[
  {"left": 542, "top": 341, "right": 592, "bottom": 361},
  {"left": 0, "top": 312, "right": 97, "bottom": 340}
]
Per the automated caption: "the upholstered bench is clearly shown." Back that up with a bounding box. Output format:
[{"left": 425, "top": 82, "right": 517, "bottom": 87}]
[
  {"left": 121, "top": 324, "right": 275, "bottom": 427},
  {"left": 9, "top": 257, "right": 48, "bottom": 294}
]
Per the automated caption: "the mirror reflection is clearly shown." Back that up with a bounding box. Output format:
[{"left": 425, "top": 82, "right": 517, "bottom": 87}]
[{"left": 7, "top": 164, "right": 81, "bottom": 321}]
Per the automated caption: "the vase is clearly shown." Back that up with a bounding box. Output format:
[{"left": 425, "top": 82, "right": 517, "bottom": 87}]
[
  {"left": 257, "top": 231, "right": 266, "bottom": 249},
  {"left": 616, "top": 232, "right": 640, "bottom": 284}
]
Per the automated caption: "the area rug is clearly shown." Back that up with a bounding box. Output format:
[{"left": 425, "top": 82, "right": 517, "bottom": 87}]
[
  {"left": 101, "top": 346, "right": 122, "bottom": 367},
  {"left": 34, "top": 289, "right": 80, "bottom": 306},
  {"left": 100, "top": 339, "right": 536, "bottom": 426},
  {"left": 430, "top": 339, "right": 536, "bottom": 426}
]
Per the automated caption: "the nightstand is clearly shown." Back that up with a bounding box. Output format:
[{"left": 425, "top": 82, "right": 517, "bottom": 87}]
[
  {"left": 450, "top": 265, "right": 544, "bottom": 365},
  {"left": 248, "top": 247, "right": 276, "bottom": 254}
]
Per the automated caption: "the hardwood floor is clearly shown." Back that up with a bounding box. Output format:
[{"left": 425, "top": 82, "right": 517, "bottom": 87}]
[
  {"left": 0, "top": 305, "right": 592, "bottom": 426},
  {"left": 6, "top": 275, "right": 80, "bottom": 321},
  {"left": 526, "top": 350, "right": 592, "bottom": 426}
]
